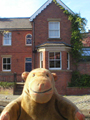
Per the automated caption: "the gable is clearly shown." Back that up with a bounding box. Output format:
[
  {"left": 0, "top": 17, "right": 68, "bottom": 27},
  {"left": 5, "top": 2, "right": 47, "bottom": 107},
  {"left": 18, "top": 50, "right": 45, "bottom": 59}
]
[{"left": 30, "top": 0, "right": 74, "bottom": 21}]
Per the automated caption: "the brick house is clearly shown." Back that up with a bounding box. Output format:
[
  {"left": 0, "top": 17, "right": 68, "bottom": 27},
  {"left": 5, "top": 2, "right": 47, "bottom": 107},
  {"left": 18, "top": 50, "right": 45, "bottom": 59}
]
[
  {"left": 0, "top": 0, "right": 90, "bottom": 95},
  {"left": 0, "top": 18, "right": 32, "bottom": 80}
]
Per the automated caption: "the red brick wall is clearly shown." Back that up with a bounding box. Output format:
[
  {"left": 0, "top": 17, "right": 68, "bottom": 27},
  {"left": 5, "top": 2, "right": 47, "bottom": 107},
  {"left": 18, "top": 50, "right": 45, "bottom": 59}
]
[
  {"left": 31, "top": 2, "right": 73, "bottom": 94},
  {"left": 33, "top": 2, "right": 72, "bottom": 68},
  {"left": 33, "top": 2, "right": 71, "bottom": 47},
  {"left": 0, "top": 30, "right": 32, "bottom": 78},
  {"left": 51, "top": 70, "right": 72, "bottom": 95},
  {"left": 66, "top": 87, "right": 90, "bottom": 95},
  {"left": 77, "top": 62, "right": 90, "bottom": 75}
]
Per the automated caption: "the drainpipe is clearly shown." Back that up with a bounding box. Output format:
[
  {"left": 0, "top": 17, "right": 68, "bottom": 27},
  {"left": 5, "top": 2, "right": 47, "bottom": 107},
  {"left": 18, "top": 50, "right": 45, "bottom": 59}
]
[{"left": 33, "top": 21, "right": 35, "bottom": 69}]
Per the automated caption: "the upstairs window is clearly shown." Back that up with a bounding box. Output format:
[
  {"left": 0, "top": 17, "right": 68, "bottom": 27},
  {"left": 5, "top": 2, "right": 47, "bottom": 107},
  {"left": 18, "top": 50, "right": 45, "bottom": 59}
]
[
  {"left": 26, "top": 34, "right": 32, "bottom": 46},
  {"left": 49, "top": 22, "right": 60, "bottom": 38},
  {"left": 3, "top": 32, "right": 11, "bottom": 46},
  {"left": 49, "top": 52, "right": 61, "bottom": 70}
]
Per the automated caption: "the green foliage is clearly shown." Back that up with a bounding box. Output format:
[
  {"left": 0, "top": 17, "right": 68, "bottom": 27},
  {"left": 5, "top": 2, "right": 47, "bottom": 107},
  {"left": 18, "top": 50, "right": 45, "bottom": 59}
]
[
  {"left": 68, "top": 71, "right": 90, "bottom": 87},
  {"left": 0, "top": 82, "right": 15, "bottom": 88},
  {"left": 53, "top": 0, "right": 87, "bottom": 62}
]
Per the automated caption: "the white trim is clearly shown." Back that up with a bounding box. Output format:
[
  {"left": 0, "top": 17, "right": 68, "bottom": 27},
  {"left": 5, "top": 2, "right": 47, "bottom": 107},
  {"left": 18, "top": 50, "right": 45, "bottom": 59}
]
[
  {"left": 40, "top": 52, "right": 43, "bottom": 68},
  {"left": 3, "top": 32, "right": 12, "bottom": 46},
  {"left": 67, "top": 52, "right": 70, "bottom": 70},
  {"left": 48, "top": 21, "right": 60, "bottom": 38},
  {"left": 25, "top": 34, "right": 32, "bottom": 46},
  {"left": 30, "top": 0, "right": 74, "bottom": 21}
]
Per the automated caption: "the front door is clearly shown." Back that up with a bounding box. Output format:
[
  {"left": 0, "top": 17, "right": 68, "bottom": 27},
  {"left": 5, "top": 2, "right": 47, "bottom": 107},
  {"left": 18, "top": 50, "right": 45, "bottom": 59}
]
[{"left": 25, "top": 58, "right": 32, "bottom": 72}]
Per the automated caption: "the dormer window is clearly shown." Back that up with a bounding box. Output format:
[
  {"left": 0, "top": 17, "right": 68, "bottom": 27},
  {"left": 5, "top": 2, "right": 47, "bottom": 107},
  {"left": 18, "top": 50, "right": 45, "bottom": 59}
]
[
  {"left": 26, "top": 34, "right": 32, "bottom": 46},
  {"left": 49, "top": 22, "right": 60, "bottom": 38}
]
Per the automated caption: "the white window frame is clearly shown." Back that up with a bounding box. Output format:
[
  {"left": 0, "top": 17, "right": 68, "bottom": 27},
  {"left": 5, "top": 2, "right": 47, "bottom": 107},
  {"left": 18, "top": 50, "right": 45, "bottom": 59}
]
[
  {"left": 3, "top": 32, "right": 12, "bottom": 46},
  {"left": 26, "top": 34, "right": 32, "bottom": 46},
  {"left": 67, "top": 53, "right": 70, "bottom": 70},
  {"left": 40, "top": 52, "right": 43, "bottom": 68},
  {"left": 49, "top": 52, "right": 62, "bottom": 70},
  {"left": 2, "top": 57, "right": 11, "bottom": 72},
  {"left": 49, "top": 22, "right": 60, "bottom": 38}
]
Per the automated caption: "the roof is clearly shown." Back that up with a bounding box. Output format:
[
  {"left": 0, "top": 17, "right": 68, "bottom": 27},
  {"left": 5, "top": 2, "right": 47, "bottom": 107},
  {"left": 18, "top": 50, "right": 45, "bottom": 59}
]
[
  {"left": 30, "top": 0, "right": 74, "bottom": 21},
  {"left": 0, "top": 17, "right": 32, "bottom": 30},
  {"left": 36, "top": 41, "right": 72, "bottom": 48}
]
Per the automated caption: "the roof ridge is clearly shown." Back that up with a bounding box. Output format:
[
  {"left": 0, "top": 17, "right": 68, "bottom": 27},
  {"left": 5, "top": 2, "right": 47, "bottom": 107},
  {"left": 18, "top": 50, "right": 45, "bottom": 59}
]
[{"left": 0, "top": 17, "right": 30, "bottom": 19}]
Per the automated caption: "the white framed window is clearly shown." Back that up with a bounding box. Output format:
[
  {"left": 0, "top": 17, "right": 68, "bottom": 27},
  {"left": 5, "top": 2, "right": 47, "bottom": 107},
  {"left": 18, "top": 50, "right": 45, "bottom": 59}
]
[
  {"left": 26, "top": 34, "right": 32, "bottom": 46},
  {"left": 3, "top": 32, "right": 12, "bottom": 46},
  {"left": 40, "top": 52, "right": 43, "bottom": 68},
  {"left": 2, "top": 58, "right": 11, "bottom": 72},
  {"left": 49, "top": 52, "right": 61, "bottom": 70},
  {"left": 67, "top": 53, "right": 70, "bottom": 70},
  {"left": 49, "top": 22, "right": 60, "bottom": 38}
]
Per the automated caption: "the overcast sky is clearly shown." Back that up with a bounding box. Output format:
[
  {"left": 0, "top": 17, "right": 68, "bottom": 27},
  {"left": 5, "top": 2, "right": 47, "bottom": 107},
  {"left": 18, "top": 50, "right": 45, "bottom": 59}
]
[{"left": 0, "top": 0, "right": 90, "bottom": 31}]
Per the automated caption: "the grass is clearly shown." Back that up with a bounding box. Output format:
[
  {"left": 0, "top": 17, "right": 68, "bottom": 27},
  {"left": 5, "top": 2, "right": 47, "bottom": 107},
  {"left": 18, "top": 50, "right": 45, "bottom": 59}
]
[{"left": 0, "top": 82, "right": 15, "bottom": 89}]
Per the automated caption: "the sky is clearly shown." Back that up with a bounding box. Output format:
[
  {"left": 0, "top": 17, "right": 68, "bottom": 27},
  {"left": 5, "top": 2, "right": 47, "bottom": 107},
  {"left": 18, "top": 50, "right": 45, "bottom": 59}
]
[{"left": 0, "top": 0, "right": 90, "bottom": 31}]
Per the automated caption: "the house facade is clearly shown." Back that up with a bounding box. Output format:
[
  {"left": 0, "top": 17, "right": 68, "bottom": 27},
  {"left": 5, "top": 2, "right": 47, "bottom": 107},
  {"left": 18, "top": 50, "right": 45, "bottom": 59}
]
[
  {"left": 0, "top": 18, "right": 32, "bottom": 80},
  {"left": 0, "top": 0, "right": 90, "bottom": 94}
]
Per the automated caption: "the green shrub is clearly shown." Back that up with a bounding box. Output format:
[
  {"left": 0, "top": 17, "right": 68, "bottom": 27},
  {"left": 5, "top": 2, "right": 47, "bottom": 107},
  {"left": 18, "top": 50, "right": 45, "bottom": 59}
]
[
  {"left": 68, "top": 71, "right": 90, "bottom": 87},
  {"left": 0, "top": 82, "right": 15, "bottom": 88}
]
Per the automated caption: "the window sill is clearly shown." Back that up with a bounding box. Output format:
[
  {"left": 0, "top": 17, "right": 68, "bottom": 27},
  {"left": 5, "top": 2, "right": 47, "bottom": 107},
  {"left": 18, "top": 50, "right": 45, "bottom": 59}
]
[
  {"left": 2, "top": 70, "right": 11, "bottom": 72},
  {"left": 49, "top": 69, "right": 72, "bottom": 72},
  {"left": 2, "top": 45, "right": 12, "bottom": 47},
  {"left": 49, "top": 68, "right": 62, "bottom": 70},
  {"left": 25, "top": 44, "right": 32, "bottom": 46},
  {"left": 48, "top": 38, "right": 61, "bottom": 40}
]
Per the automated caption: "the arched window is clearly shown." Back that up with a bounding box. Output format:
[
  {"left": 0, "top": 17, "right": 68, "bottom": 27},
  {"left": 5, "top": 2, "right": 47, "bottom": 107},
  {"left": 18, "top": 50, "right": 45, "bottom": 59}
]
[{"left": 26, "top": 34, "right": 32, "bottom": 46}]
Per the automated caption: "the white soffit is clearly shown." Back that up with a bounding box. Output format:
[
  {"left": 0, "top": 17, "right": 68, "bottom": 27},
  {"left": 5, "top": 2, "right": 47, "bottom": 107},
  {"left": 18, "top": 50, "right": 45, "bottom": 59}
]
[{"left": 30, "top": 0, "right": 74, "bottom": 21}]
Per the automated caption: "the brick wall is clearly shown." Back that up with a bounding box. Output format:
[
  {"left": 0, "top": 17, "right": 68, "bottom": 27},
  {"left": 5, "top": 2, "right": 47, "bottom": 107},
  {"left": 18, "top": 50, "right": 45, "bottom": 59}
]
[
  {"left": 0, "top": 30, "right": 32, "bottom": 78},
  {"left": 66, "top": 87, "right": 90, "bottom": 95},
  {"left": 31, "top": 2, "right": 74, "bottom": 95},
  {"left": 77, "top": 62, "right": 90, "bottom": 75},
  {"left": 33, "top": 2, "right": 71, "bottom": 47}
]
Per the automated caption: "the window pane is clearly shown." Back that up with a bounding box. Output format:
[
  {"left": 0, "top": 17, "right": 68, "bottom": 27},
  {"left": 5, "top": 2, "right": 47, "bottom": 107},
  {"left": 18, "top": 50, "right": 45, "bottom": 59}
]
[
  {"left": 3, "top": 65, "right": 6, "bottom": 70},
  {"left": 49, "top": 52, "right": 54, "bottom": 59},
  {"left": 26, "top": 58, "right": 32, "bottom": 62},
  {"left": 26, "top": 34, "right": 32, "bottom": 38},
  {"left": 3, "top": 58, "right": 6, "bottom": 63},
  {"left": 7, "top": 58, "right": 10, "bottom": 63},
  {"left": 55, "top": 52, "right": 60, "bottom": 59},
  {"left": 26, "top": 39, "right": 32, "bottom": 44},
  {"left": 7, "top": 65, "right": 10, "bottom": 70},
  {"left": 55, "top": 61, "right": 60, "bottom": 68},
  {"left": 50, "top": 61, "right": 54, "bottom": 68}
]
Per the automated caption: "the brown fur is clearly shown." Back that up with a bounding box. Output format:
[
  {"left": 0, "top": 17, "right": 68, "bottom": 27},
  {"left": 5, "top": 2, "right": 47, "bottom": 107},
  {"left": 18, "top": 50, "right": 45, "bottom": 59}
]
[{"left": 0, "top": 68, "right": 85, "bottom": 120}]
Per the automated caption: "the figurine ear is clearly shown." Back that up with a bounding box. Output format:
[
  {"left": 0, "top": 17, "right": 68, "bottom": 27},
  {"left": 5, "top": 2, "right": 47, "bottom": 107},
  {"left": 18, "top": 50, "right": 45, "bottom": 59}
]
[
  {"left": 52, "top": 73, "right": 57, "bottom": 81},
  {"left": 21, "top": 72, "right": 29, "bottom": 81}
]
